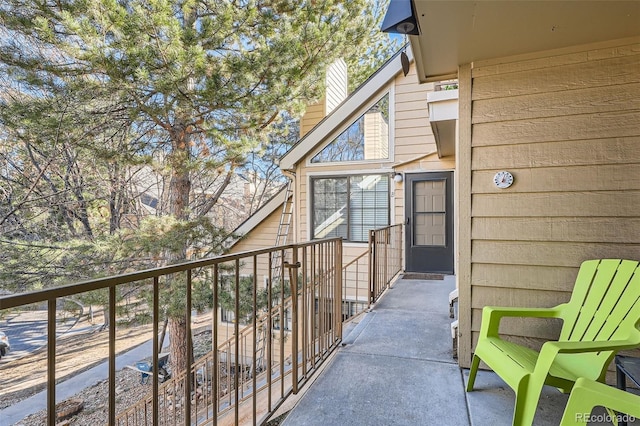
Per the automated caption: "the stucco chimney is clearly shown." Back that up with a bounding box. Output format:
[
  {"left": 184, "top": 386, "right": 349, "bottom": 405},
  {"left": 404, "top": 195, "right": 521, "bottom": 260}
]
[{"left": 299, "top": 59, "right": 347, "bottom": 138}]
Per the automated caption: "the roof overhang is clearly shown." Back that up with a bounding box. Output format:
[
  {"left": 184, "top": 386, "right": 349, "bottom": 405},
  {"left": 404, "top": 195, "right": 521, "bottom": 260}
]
[
  {"left": 409, "top": 1, "right": 640, "bottom": 83},
  {"left": 228, "top": 187, "right": 288, "bottom": 247},
  {"left": 279, "top": 49, "right": 411, "bottom": 170}
]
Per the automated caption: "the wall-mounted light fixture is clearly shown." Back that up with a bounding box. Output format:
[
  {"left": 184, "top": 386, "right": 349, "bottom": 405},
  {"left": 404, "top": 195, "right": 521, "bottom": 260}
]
[{"left": 392, "top": 172, "right": 403, "bottom": 183}]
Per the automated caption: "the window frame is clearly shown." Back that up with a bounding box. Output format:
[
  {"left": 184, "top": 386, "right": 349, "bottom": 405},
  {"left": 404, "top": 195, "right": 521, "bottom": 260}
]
[
  {"left": 306, "top": 87, "right": 395, "bottom": 167},
  {"left": 309, "top": 173, "right": 391, "bottom": 243}
]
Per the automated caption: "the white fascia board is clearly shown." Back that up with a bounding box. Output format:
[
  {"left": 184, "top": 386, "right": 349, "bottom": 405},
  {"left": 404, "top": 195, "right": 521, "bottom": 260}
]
[
  {"left": 232, "top": 187, "right": 287, "bottom": 237},
  {"left": 279, "top": 49, "right": 412, "bottom": 171},
  {"left": 409, "top": 34, "right": 429, "bottom": 84}
]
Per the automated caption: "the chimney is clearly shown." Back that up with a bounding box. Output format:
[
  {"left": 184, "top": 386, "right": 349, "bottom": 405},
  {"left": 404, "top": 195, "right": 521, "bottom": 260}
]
[{"left": 299, "top": 59, "right": 347, "bottom": 138}]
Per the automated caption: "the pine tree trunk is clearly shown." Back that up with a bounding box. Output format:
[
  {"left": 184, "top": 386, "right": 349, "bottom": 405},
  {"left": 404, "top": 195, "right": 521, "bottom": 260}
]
[
  {"left": 167, "top": 121, "right": 192, "bottom": 374},
  {"left": 168, "top": 314, "right": 191, "bottom": 374}
]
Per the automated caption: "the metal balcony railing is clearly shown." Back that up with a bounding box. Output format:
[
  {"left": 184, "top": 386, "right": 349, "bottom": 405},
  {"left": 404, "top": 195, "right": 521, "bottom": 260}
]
[
  {"left": 0, "top": 238, "right": 343, "bottom": 426},
  {"left": 369, "top": 224, "right": 403, "bottom": 304},
  {"left": 341, "top": 224, "right": 404, "bottom": 321},
  {"left": 341, "top": 249, "right": 370, "bottom": 321},
  {"left": 1, "top": 225, "right": 404, "bottom": 426}
]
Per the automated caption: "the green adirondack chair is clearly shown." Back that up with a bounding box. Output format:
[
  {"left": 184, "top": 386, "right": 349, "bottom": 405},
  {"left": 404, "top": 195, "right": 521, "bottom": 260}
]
[
  {"left": 466, "top": 259, "right": 640, "bottom": 426},
  {"left": 560, "top": 377, "right": 640, "bottom": 425}
]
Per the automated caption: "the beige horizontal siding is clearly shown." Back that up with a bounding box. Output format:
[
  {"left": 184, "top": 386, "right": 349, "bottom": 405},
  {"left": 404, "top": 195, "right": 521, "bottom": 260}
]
[
  {"left": 473, "top": 164, "right": 640, "bottom": 193},
  {"left": 394, "top": 142, "right": 436, "bottom": 158},
  {"left": 395, "top": 99, "right": 431, "bottom": 113},
  {"left": 467, "top": 38, "right": 640, "bottom": 362},
  {"left": 471, "top": 263, "right": 579, "bottom": 291},
  {"left": 471, "top": 240, "right": 640, "bottom": 268},
  {"left": 472, "top": 40, "right": 640, "bottom": 77},
  {"left": 394, "top": 125, "right": 433, "bottom": 139},
  {"left": 472, "top": 82, "right": 640, "bottom": 124},
  {"left": 232, "top": 207, "right": 283, "bottom": 279},
  {"left": 394, "top": 66, "right": 436, "bottom": 164},
  {"left": 471, "top": 136, "right": 640, "bottom": 170},
  {"left": 233, "top": 208, "right": 282, "bottom": 253},
  {"left": 395, "top": 108, "right": 430, "bottom": 121},
  {"left": 472, "top": 53, "right": 640, "bottom": 100},
  {"left": 473, "top": 191, "right": 640, "bottom": 217},
  {"left": 472, "top": 217, "right": 640, "bottom": 243},
  {"left": 300, "top": 101, "right": 325, "bottom": 138},
  {"left": 473, "top": 110, "right": 640, "bottom": 146}
]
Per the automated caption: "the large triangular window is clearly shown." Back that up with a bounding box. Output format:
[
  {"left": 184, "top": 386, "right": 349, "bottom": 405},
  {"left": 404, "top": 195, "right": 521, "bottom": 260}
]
[{"left": 311, "top": 93, "right": 389, "bottom": 163}]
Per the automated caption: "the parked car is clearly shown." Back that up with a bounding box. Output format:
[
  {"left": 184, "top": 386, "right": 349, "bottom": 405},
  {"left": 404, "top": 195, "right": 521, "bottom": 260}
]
[{"left": 0, "top": 331, "right": 10, "bottom": 359}]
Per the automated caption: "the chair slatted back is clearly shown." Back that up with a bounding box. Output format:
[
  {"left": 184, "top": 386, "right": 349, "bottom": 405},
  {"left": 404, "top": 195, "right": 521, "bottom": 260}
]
[{"left": 560, "top": 259, "right": 640, "bottom": 343}]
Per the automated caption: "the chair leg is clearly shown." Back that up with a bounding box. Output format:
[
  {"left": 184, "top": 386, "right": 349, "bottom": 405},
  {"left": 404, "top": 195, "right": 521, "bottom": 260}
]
[
  {"left": 512, "top": 375, "right": 545, "bottom": 426},
  {"left": 466, "top": 355, "right": 481, "bottom": 391}
]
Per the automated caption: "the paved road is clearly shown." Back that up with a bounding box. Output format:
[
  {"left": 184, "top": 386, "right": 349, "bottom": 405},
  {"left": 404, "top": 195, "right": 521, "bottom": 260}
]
[
  {"left": 2, "top": 310, "right": 81, "bottom": 361},
  {"left": 0, "top": 337, "right": 160, "bottom": 426}
]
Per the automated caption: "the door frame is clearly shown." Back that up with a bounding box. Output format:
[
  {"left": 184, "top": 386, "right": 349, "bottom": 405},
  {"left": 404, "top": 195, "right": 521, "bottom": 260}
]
[{"left": 404, "top": 171, "right": 455, "bottom": 274}]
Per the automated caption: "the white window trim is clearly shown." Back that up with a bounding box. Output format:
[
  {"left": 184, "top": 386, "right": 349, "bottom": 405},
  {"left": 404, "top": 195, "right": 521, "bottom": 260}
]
[
  {"left": 307, "top": 170, "right": 394, "bottom": 243},
  {"left": 306, "top": 85, "right": 395, "bottom": 167}
]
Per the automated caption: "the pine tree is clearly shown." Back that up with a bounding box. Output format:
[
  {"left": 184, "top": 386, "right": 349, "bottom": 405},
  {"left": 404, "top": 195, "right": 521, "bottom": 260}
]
[{"left": 0, "top": 0, "right": 399, "bottom": 373}]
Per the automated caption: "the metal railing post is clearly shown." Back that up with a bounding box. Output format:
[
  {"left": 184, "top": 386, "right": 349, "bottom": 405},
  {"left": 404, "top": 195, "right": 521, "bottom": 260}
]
[
  {"left": 153, "top": 277, "right": 159, "bottom": 425},
  {"left": 369, "top": 229, "right": 376, "bottom": 304},
  {"left": 109, "top": 286, "right": 116, "bottom": 425},
  {"left": 212, "top": 264, "right": 219, "bottom": 426},
  {"left": 234, "top": 259, "right": 240, "bottom": 424},
  {"left": 47, "top": 298, "right": 56, "bottom": 426},
  {"left": 384, "top": 228, "right": 389, "bottom": 286},
  {"left": 185, "top": 269, "right": 192, "bottom": 426},
  {"left": 336, "top": 239, "right": 343, "bottom": 341},
  {"left": 290, "top": 248, "right": 299, "bottom": 394}
]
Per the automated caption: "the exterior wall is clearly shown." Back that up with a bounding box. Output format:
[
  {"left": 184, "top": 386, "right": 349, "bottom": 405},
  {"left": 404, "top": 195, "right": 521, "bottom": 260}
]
[
  {"left": 299, "top": 101, "right": 326, "bottom": 138},
  {"left": 231, "top": 205, "right": 283, "bottom": 280},
  {"left": 363, "top": 110, "right": 389, "bottom": 160},
  {"left": 460, "top": 37, "right": 640, "bottom": 366},
  {"left": 296, "top": 64, "right": 455, "bottom": 276},
  {"left": 325, "top": 59, "right": 348, "bottom": 113},
  {"left": 232, "top": 207, "right": 282, "bottom": 252},
  {"left": 299, "top": 59, "right": 348, "bottom": 138},
  {"left": 229, "top": 62, "right": 457, "bottom": 314},
  {"left": 393, "top": 67, "right": 436, "bottom": 164},
  {"left": 393, "top": 67, "right": 456, "bottom": 265}
]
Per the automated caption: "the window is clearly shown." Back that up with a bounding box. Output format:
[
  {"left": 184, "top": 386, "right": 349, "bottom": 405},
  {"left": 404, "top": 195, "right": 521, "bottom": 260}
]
[
  {"left": 220, "top": 307, "right": 235, "bottom": 324},
  {"left": 311, "top": 94, "right": 389, "bottom": 163},
  {"left": 342, "top": 300, "right": 367, "bottom": 321},
  {"left": 311, "top": 174, "right": 389, "bottom": 243},
  {"left": 272, "top": 308, "right": 291, "bottom": 331}
]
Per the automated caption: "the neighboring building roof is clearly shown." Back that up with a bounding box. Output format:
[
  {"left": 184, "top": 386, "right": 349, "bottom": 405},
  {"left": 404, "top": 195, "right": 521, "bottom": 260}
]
[
  {"left": 278, "top": 48, "right": 412, "bottom": 171},
  {"left": 228, "top": 185, "right": 289, "bottom": 246}
]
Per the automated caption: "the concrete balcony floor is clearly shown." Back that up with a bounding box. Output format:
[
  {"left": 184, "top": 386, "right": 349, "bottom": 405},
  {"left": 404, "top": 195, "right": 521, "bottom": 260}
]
[{"left": 279, "top": 276, "right": 635, "bottom": 426}]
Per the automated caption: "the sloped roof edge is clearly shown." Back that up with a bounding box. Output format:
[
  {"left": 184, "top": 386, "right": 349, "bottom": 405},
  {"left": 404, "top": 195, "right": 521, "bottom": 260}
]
[
  {"left": 279, "top": 47, "right": 413, "bottom": 171},
  {"left": 228, "top": 185, "right": 288, "bottom": 247}
]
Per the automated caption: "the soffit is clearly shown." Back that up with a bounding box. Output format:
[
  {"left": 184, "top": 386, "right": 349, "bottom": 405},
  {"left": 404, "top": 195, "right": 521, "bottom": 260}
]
[{"left": 410, "top": 0, "right": 640, "bottom": 82}]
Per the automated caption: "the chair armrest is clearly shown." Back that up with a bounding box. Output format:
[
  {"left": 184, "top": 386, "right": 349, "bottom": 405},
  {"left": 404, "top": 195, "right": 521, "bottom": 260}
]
[
  {"left": 532, "top": 337, "right": 640, "bottom": 381},
  {"left": 480, "top": 304, "right": 567, "bottom": 338},
  {"left": 544, "top": 338, "right": 640, "bottom": 355},
  {"left": 560, "top": 377, "right": 640, "bottom": 425}
]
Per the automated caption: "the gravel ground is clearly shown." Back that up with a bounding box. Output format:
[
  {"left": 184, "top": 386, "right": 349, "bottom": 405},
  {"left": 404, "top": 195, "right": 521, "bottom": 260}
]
[
  {"left": 10, "top": 330, "right": 213, "bottom": 426},
  {"left": 16, "top": 368, "right": 152, "bottom": 426},
  {"left": 0, "top": 322, "right": 154, "bottom": 412}
]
